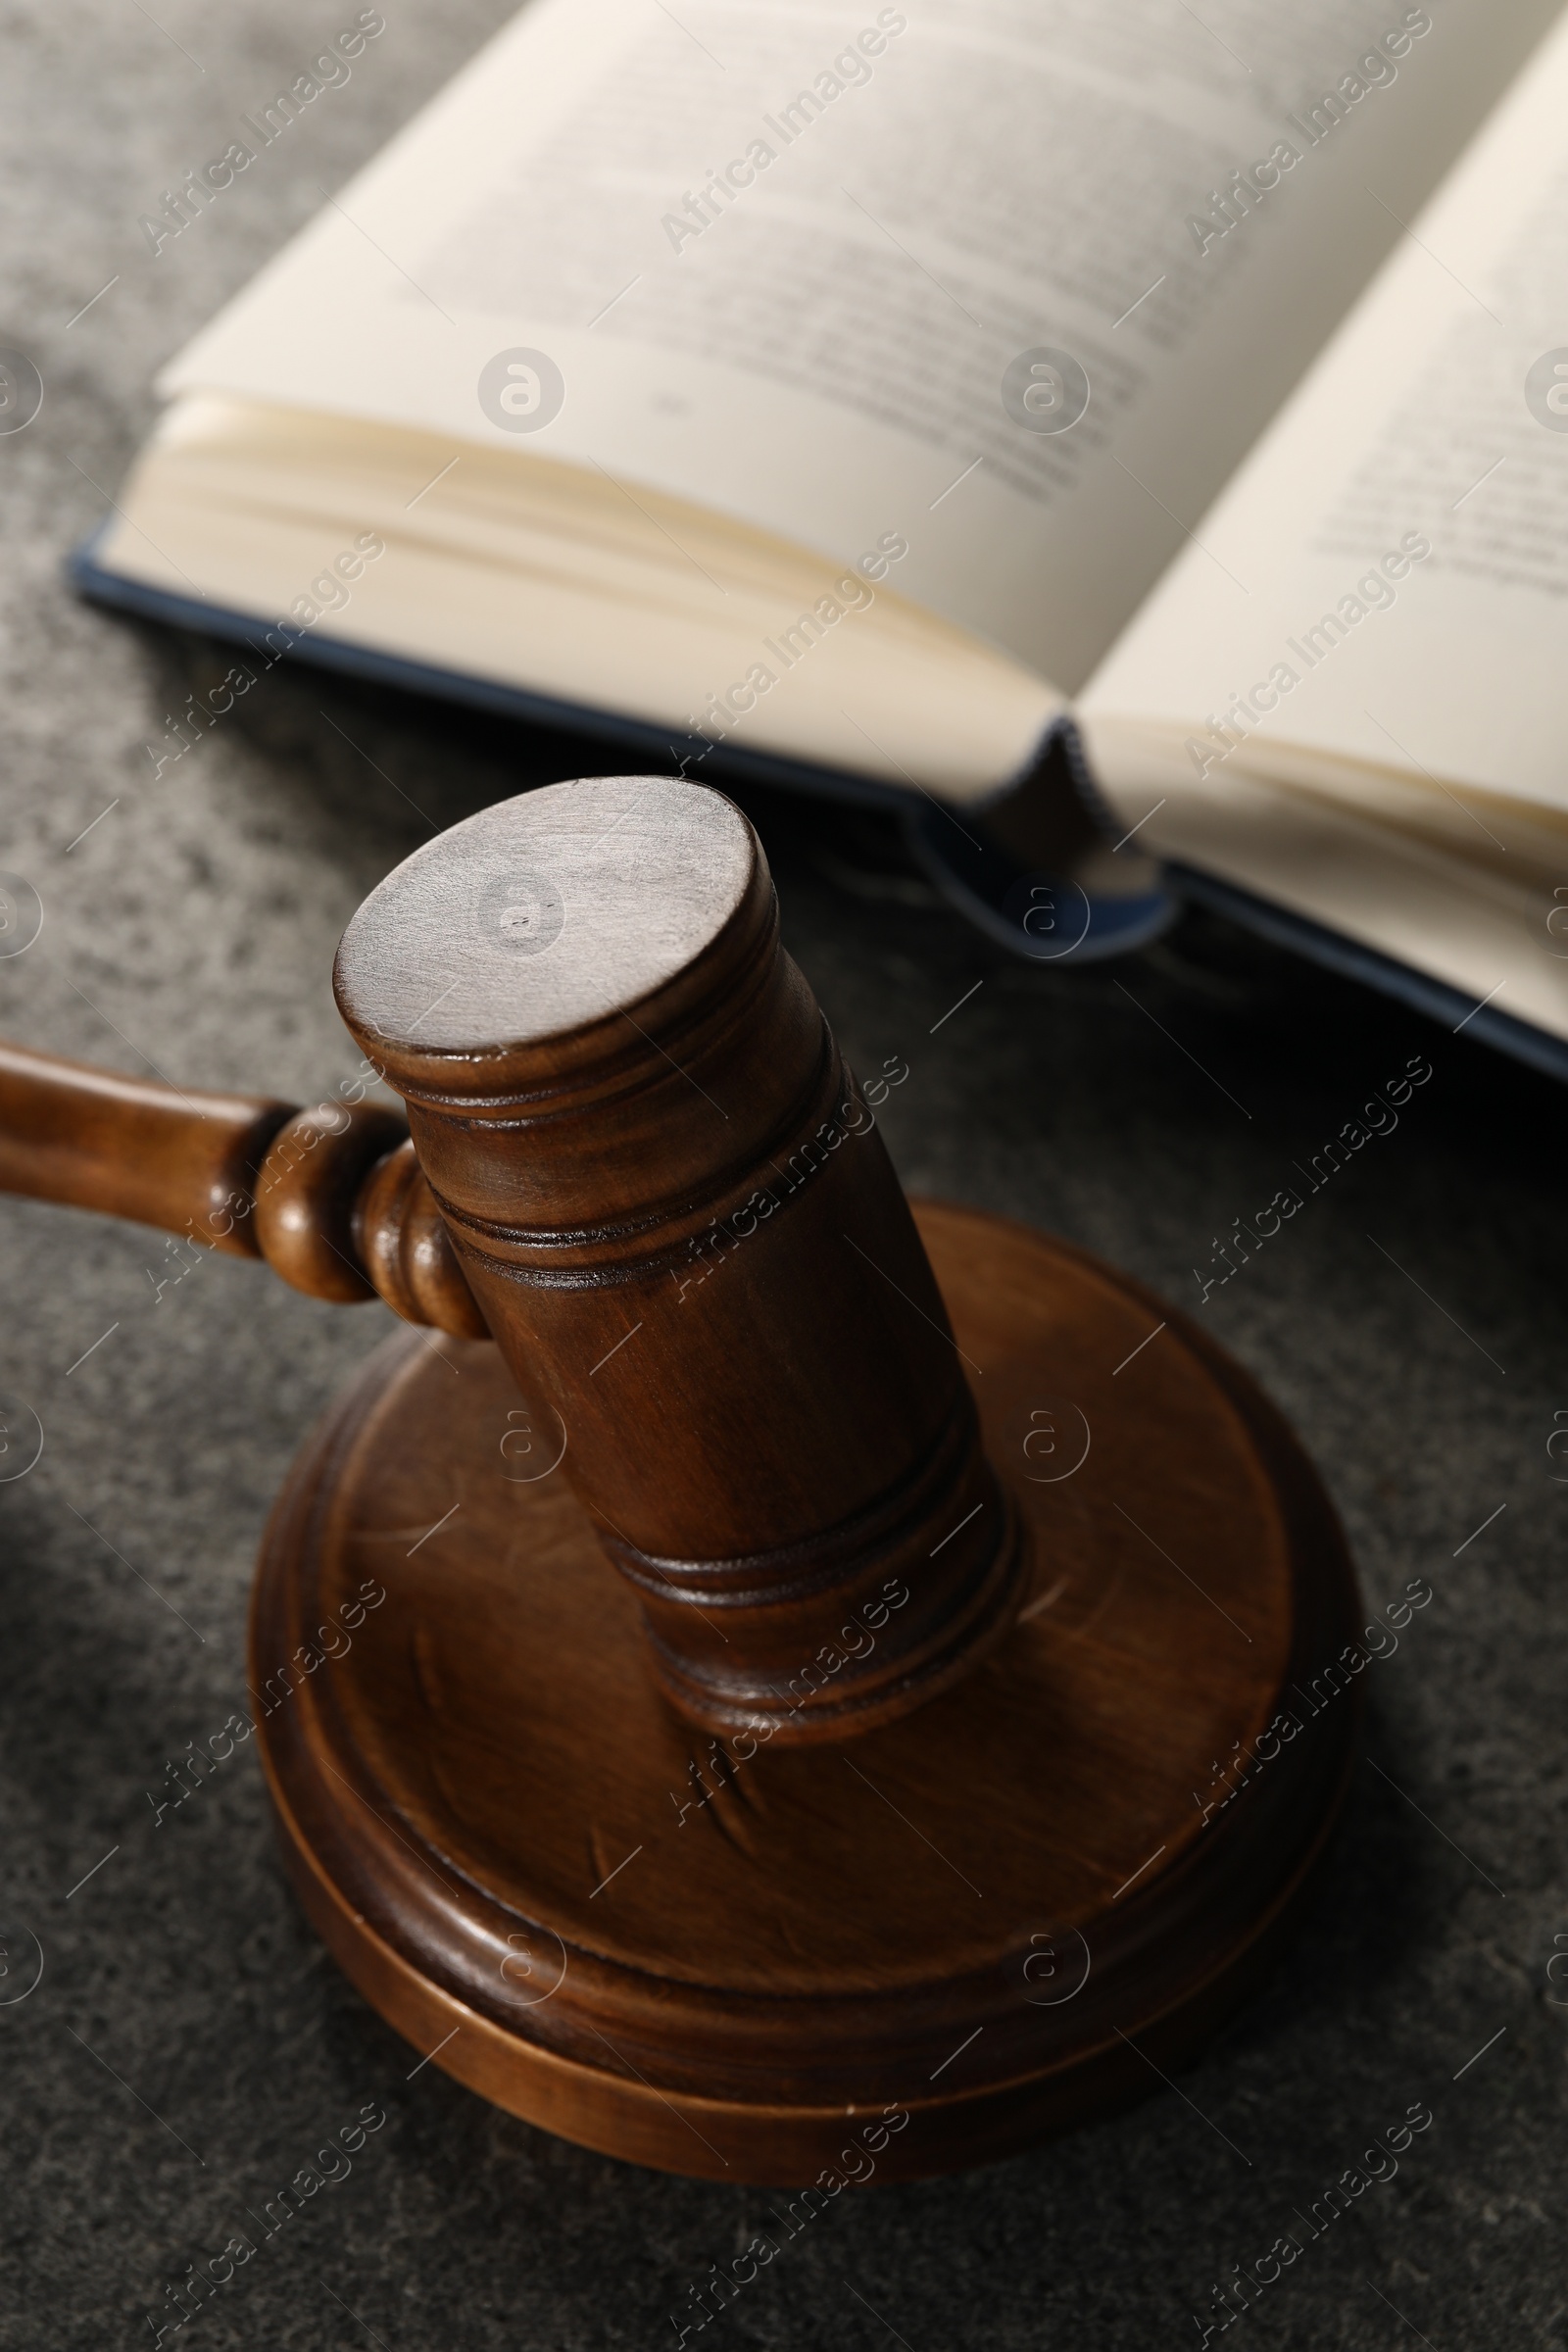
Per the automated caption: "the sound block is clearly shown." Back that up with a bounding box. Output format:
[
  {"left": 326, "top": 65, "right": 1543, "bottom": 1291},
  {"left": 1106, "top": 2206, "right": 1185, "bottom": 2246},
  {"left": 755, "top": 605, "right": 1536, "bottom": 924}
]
[{"left": 252, "top": 1201, "right": 1359, "bottom": 2184}]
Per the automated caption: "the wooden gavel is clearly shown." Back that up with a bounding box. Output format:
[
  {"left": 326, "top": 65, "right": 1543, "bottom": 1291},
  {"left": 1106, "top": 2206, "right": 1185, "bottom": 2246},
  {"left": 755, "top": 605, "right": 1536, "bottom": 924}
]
[
  {"left": 0, "top": 1049, "right": 485, "bottom": 1333},
  {"left": 0, "top": 776, "right": 1359, "bottom": 2182}
]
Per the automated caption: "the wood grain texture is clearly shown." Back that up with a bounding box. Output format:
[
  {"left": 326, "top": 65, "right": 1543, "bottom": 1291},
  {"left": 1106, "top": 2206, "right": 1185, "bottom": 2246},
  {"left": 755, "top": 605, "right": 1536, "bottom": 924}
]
[
  {"left": 335, "top": 777, "right": 1024, "bottom": 1741},
  {"left": 0, "top": 1038, "right": 292, "bottom": 1257},
  {"left": 333, "top": 776, "right": 755, "bottom": 1052},
  {"left": 0, "top": 1041, "right": 484, "bottom": 1336},
  {"left": 252, "top": 1201, "right": 1361, "bottom": 2184}
]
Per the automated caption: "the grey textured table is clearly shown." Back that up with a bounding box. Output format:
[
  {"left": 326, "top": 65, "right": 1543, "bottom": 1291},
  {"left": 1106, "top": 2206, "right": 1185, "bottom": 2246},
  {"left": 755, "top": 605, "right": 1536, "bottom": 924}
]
[{"left": 3, "top": 6, "right": 1566, "bottom": 2346}]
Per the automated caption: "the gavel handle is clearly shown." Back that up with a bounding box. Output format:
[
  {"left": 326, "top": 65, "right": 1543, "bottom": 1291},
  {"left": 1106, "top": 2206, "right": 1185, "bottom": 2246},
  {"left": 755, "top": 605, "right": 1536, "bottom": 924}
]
[{"left": 0, "top": 1041, "right": 487, "bottom": 1340}]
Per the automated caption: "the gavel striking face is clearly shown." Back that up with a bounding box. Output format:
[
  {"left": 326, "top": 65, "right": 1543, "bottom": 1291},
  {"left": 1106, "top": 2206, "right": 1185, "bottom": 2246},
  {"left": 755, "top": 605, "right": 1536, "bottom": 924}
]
[{"left": 0, "top": 777, "right": 1360, "bottom": 2182}]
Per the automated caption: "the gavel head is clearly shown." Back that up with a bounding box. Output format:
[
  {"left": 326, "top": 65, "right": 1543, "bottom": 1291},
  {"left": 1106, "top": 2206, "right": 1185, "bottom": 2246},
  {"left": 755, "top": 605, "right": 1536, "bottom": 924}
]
[{"left": 333, "top": 775, "right": 1028, "bottom": 1745}]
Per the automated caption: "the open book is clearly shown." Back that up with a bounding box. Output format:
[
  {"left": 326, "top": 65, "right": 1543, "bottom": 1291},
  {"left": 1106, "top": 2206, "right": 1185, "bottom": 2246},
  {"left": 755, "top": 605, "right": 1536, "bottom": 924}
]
[{"left": 77, "top": 0, "right": 1568, "bottom": 1065}]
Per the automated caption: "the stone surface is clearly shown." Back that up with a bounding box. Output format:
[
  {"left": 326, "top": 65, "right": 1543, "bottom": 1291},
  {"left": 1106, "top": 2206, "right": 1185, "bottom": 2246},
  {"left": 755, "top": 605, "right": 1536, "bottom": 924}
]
[{"left": 2, "top": 4, "right": 1565, "bottom": 2346}]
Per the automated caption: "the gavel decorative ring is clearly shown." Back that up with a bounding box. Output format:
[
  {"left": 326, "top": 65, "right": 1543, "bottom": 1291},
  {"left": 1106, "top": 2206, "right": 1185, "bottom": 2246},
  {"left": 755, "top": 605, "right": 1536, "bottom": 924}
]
[{"left": 0, "top": 777, "right": 1360, "bottom": 2183}]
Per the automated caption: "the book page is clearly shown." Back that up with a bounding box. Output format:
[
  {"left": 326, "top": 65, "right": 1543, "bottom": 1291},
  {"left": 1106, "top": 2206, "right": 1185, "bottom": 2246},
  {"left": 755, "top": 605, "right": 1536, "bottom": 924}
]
[
  {"left": 1081, "top": 6, "right": 1568, "bottom": 815},
  {"left": 158, "top": 0, "right": 1558, "bottom": 694},
  {"left": 91, "top": 396, "right": 1062, "bottom": 800}
]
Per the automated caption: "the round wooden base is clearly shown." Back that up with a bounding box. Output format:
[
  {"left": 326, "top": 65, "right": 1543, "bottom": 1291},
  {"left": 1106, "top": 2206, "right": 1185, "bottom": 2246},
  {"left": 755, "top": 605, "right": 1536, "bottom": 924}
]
[{"left": 251, "top": 1203, "right": 1360, "bottom": 2184}]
